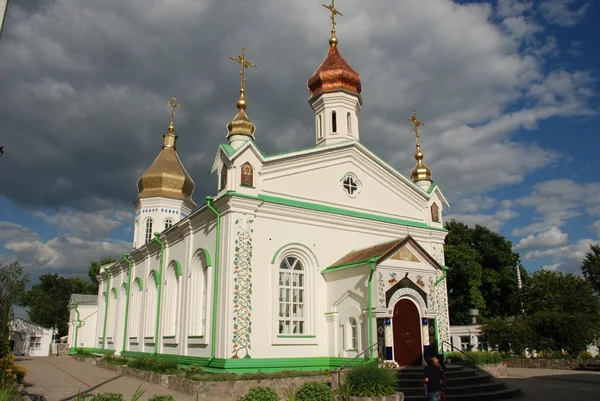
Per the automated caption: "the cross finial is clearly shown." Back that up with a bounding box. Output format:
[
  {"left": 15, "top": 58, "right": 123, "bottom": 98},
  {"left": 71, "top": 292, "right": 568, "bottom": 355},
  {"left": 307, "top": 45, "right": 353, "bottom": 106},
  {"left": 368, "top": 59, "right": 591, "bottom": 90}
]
[
  {"left": 229, "top": 48, "right": 257, "bottom": 94},
  {"left": 407, "top": 110, "right": 424, "bottom": 147},
  {"left": 166, "top": 96, "right": 180, "bottom": 132},
  {"left": 322, "top": 0, "right": 343, "bottom": 45}
]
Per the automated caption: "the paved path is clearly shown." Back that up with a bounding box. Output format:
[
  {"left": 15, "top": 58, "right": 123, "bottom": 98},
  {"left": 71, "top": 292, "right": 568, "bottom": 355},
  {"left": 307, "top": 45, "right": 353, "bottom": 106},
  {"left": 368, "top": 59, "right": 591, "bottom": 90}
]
[
  {"left": 506, "top": 367, "right": 600, "bottom": 400},
  {"left": 17, "top": 357, "right": 196, "bottom": 401}
]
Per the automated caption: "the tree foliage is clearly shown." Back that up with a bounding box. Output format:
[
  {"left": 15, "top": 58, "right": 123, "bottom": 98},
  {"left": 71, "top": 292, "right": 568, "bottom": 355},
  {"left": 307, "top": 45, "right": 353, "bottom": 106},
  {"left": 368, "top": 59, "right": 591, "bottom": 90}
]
[
  {"left": 581, "top": 243, "right": 600, "bottom": 294},
  {"left": 20, "top": 273, "right": 93, "bottom": 335},
  {"left": 444, "top": 221, "right": 527, "bottom": 324},
  {"left": 0, "top": 261, "right": 29, "bottom": 356},
  {"left": 482, "top": 270, "right": 600, "bottom": 354},
  {"left": 88, "top": 257, "right": 117, "bottom": 294}
]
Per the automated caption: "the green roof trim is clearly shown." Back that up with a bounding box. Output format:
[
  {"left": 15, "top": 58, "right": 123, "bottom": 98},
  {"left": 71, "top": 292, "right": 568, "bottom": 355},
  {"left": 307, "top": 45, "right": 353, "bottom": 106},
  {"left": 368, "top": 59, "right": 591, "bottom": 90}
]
[
  {"left": 220, "top": 143, "right": 236, "bottom": 156},
  {"left": 321, "top": 258, "right": 376, "bottom": 274},
  {"left": 226, "top": 191, "right": 447, "bottom": 233}
]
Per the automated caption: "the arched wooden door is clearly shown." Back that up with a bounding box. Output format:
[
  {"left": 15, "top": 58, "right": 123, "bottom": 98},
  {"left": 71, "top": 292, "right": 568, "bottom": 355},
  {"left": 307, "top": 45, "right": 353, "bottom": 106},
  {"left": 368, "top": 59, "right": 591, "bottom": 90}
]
[{"left": 392, "top": 299, "right": 423, "bottom": 366}]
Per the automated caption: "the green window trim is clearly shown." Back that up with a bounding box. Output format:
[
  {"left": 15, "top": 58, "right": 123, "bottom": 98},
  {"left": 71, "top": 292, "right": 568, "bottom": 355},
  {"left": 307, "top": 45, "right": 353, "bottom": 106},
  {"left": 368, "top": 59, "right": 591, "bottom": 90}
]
[
  {"left": 135, "top": 277, "right": 143, "bottom": 291},
  {"left": 111, "top": 288, "right": 118, "bottom": 299},
  {"left": 173, "top": 260, "right": 183, "bottom": 277},
  {"left": 198, "top": 248, "right": 213, "bottom": 268},
  {"left": 150, "top": 270, "right": 159, "bottom": 286}
]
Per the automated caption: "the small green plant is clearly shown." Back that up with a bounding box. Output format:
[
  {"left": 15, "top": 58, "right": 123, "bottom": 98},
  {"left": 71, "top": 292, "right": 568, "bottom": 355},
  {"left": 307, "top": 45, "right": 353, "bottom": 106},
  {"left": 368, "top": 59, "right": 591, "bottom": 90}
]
[
  {"left": 342, "top": 361, "right": 396, "bottom": 397},
  {"left": 445, "top": 351, "right": 502, "bottom": 365},
  {"left": 75, "top": 348, "right": 93, "bottom": 356},
  {"left": 0, "top": 383, "right": 15, "bottom": 401},
  {"left": 334, "top": 381, "right": 352, "bottom": 400},
  {"left": 284, "top": 388, "right": 297, "bottom": 401},
  {"left": 578, "top": 351, "right": 593, "bottom": 360},
  {"left": 295, "top": 381, "right": 333, "bottom": 401},
  {"left": 237, "top": 386, "right": 279, "bottom": 401},
  {"left": 103, "top": 354, "right": 128, "bottom": 365},
  {"left": 127, "top": 357, "right": 178, "bottom": 374},
  {"left": 184, "top": 364, "right": 204, "bottom": 379},
  {"left": 91, "top": 393, "right": 125, "bottom": 401},
  {"left": 148, "top": 395, "right": 175, "bottom": 401}
]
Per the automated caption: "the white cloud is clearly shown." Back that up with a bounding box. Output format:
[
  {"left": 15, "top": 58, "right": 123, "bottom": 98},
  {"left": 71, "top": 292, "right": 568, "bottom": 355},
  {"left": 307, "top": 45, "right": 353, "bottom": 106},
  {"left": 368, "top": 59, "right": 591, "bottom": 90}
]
[
  {"left": 524, "top": 238, "right": 596, "bottom": 262},
  {"left": 497, "top": 0, "right": 534, "bottom": 18},
  {"left": 446, "top": 207, "right": 519, "bottom": 232},
  {"left": 0, "top": 222, "right": 40, "bottom": 242},
  {"left": 513, "top": 226, "right": 569, "bottom": 251},
  {"left": 34, "top": 210, "right": 124, "bottom": 239},
  {"left": 590, "top": 221, "right": 600, "bottom": 237},
  {"left": 539, "top": 0, "right": 590, "bottom": 27},
  {"left": 452, "top": 195, "right": 497, "bottom": 214}
]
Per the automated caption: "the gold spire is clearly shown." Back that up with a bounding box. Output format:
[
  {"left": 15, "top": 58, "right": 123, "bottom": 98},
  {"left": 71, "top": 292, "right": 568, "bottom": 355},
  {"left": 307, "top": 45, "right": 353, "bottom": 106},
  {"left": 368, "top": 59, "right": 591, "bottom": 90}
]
[
  {"left": 407, "top": 110, "right": 432, "bottom": 183},
  {"left": 136, "top": 96, "right": 196, "bottom": 206},
  {"left": 323, "top": 0, "right": 343, "bottom": 46},
  {"left": 227, "top": 48, "right": 257, "bottom": 140}
]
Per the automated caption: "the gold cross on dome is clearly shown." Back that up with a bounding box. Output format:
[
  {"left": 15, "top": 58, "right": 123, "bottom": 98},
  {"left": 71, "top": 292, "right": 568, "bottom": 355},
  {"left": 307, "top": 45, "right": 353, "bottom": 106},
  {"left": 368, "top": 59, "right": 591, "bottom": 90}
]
[
  {"left": 407, "top": 110, "right": 424, "bottom": 145},
  {"left": 323, "top": 0, "right": 343, "bottom": 31},
  {"left": 229, "top": 48, "right": 257, "bottom": 92},
  {"left": 166, "top": 96, "right": 180, "bottom": 127}
]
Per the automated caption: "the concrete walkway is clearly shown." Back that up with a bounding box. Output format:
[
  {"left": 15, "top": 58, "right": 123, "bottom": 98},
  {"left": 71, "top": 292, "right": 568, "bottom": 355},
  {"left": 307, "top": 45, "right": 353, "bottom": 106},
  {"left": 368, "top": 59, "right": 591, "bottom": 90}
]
[
  {"left": 506, "top": 367, "right": 600, "bottom": 400},
  {"left": 17, "top": 356, "right": 197, "bottom": 401}
]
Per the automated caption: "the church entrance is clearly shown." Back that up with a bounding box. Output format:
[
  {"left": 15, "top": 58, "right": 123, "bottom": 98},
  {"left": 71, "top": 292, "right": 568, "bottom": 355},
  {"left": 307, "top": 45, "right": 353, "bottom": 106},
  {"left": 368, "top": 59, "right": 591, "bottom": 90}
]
[{"left": 392, "top": 298, "right": 422, "bottom": 366}]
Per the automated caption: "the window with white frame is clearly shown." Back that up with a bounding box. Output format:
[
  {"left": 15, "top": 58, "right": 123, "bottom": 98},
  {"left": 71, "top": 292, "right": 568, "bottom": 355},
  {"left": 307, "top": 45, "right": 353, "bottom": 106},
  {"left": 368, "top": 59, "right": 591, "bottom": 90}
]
[
  {"left": 164, "top": 218, "right": 173, "bottom": 231},
  {"left": 144, "top": 271, "right": 158, "bottom": 338},
  {"left": 163, "top": 262, "right": 179, "bottom": 337},
  {"left": 29, "top": 336, "right": 42, "bottom": 349},
  {"left": 145, "top": 218, "right": 153, "bottom": 243},
  {"left": 278, "top": 257, "right": 306, "bottom": 335},
  {"left": 188, "top": 251, "right": 209, "bottom": 336},
  {"left": 128, "top": 278, "right": 142, "bottom": 338},
  {"left": 349, "top": 318, "right": 358, "bottom": 350},
  {"left": 341, "top": 173, "right": 361, "bottom": 197}
]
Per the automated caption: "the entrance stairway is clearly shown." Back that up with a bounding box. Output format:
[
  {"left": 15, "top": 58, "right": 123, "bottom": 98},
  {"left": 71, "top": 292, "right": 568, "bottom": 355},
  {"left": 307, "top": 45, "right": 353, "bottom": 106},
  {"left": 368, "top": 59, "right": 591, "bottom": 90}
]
[{"left": 396, "top": 363, "right": 521, "bottom": 400}]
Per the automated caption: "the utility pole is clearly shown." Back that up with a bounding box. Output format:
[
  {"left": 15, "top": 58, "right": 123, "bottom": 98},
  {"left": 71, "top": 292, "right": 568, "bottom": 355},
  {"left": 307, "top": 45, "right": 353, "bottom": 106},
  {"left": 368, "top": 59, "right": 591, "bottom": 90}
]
[{"left": 0, "top": 0, "right": 10, "bottom": 43}]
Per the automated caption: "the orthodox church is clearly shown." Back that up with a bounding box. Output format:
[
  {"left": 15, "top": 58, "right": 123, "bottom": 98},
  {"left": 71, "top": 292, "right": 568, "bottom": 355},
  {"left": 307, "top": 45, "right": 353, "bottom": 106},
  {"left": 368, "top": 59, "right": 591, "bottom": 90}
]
[{"left": 68, "top": 3, "right": 451, "bottom": 372}]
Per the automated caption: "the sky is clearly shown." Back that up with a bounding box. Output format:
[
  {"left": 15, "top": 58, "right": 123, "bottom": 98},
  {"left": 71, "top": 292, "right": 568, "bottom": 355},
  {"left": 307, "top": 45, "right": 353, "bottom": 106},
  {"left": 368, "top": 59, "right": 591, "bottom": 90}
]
[{"left": 0, "top": 0, "right": 599, "bottom": 284}]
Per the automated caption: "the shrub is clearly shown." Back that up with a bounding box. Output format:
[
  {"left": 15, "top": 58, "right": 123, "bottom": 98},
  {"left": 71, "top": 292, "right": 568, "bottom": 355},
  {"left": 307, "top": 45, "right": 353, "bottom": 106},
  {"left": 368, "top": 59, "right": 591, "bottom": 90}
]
[
  {"left": 0, "top": 383, "right": 15, "bottom": 400},
  {"left": 578, "top": 351, "right": 593, "bottom": 360},
  {"left": 237, "top": 386, "right": 279, "bottom": 401},
  {"left": 127, "top": 357, "right": 178, "bottom": 374},
  {"left": 184, "top": 364, "right": 204, "bottom": 379},
  {"left": 91, "top": 393, "right": 125, "bottom": 401},
  {"left": 184, "top": 369, "right": 328, "bottom": 382},
  {"left": 0, "top": 353, "right": 27, "bottom": 385},
  {"left": 148, "top": 395, "right": 175, "bottom": 401},
  {"left": 444, "top": 351, "right": 502, "bottom": 365},
  {"left": 295, "top": 381, "right": 333, "bottom": 401},
  {"left": 342, "top": 361, "right": 396, "bottom": 397},
  {"left": 103, "top": 354, "right": 128, "bottom": 365}
]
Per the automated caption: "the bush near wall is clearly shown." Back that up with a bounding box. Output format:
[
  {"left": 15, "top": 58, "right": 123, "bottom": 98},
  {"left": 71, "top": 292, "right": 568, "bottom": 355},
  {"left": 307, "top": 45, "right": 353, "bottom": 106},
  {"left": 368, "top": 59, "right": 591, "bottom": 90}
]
[{"left": 444, "top": 351, "right": 502, "bottom": 365}]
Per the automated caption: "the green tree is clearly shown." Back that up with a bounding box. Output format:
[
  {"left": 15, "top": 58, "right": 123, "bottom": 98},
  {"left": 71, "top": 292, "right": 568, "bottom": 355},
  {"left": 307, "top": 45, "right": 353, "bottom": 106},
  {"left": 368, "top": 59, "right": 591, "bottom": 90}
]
[
  {"left": 581, "top": 243, "right": 600, "bottom": 294},
  {"left": 444, "top": 221, "right": 527, "bottom": 324},
  {"left": 88, "top": 257, "right": 116, "bottom": 293},
  {"left": 20, "top": 273, "right": 92, "bottom": 335},
  {"left": 0, "top": 261, "right": 29, "bottom": 356},
  {"left": 483, "top": 270, "right": 600, "bottom": 354}
]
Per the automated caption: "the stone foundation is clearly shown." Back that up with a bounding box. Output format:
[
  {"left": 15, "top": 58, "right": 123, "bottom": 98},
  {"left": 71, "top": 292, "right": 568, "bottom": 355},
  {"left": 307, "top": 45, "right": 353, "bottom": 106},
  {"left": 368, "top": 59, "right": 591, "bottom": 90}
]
[{"left": 74, "top": 356, "right": 332, "bottom": 401}]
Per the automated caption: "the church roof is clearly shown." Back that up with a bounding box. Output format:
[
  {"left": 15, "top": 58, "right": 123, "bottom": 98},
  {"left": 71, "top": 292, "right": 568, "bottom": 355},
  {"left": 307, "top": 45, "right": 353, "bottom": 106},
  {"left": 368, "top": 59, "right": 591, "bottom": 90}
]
[
  {"left": 323, "top": 236, "right": 446, "bottom": 273},
  {"left": 307, "top": 43, "right": 362, "bottom": 100},
  {"left": 69, "top": 294, "right": 98, "bottom": 305}
]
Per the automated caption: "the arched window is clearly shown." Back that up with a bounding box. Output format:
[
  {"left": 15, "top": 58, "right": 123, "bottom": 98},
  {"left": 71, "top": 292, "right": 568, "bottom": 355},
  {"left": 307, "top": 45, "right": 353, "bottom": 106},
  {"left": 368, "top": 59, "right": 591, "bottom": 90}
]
[
  {"left": 163, "top": 262, "right": 180, "bottom": 337},
  {"left": 144, "top": 271, "right": 158, "bottom": 338},
  {"left": 347, "top": 112, "right": 352, "bottom": 134},
  {"left": 241, "top": 162, "right": 254, "bottom": 187},
  {"left": 220, "top": 167, "right": 228, "bottom": 190},
  {"left": 98, "top": 291, "right": 107, "bottom": 345},
  {"left": 129, "top": 278, "right": 142, "bottom": 340},
  {"left": 349, "top": 318, "right": 358, "bottom": 350},
  {"left": 278, "top": 257, "right": 306, "bottom": 335},
  {"left": 145, "top": 218, "right": 153, "bottom": 244},
  {"left": 331, "top": 111, "right": 337, "bottom": 133},
  {"left": 188, "top": 250, "right": 209, "bottom": 336},
  {"left": 164, "top": 218, "right": 173, "bottom": 231},
  {"left": 115, "top": 284, "right": 127, "bottom": 350},
  {"left": 106, "top": 289, "right": 116, "bottom": 343},
  {"left": 317, "top": 115, "right": 323, "bottom": 139}
]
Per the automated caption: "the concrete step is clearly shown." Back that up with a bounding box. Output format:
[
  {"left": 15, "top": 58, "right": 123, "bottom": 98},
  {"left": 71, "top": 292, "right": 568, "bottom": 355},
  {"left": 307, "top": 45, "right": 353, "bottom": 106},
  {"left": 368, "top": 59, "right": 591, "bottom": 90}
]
[
  {"left": 400, "top": 381, "right": 506, "bottom": 396},
  {"left": 396, "top": 367, "right": 478, "bottom": 380},
  {"left": 396, "top": 372, "right": 493, "bottom": 388},
  {"left": 403, "top": 385, "right": 522, "bottom": 401}
]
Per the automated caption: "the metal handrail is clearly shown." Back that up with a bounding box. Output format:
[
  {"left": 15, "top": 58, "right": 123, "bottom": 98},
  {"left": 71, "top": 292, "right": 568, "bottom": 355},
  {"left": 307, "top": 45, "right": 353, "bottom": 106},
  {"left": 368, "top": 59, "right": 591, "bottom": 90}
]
[
  {"left": 441, "top": 340, "right": 476, "bottom": 363},
  {"left": 335, "top": 342, "right": 378, "bottom": 386}
]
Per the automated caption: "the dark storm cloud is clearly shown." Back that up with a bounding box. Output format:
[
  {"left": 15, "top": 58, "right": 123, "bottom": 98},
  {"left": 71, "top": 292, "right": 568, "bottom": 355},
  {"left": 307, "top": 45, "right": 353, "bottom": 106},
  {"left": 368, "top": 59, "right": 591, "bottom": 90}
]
[{"left": 0, "top": 0, "right": 595, "bottom": 213}]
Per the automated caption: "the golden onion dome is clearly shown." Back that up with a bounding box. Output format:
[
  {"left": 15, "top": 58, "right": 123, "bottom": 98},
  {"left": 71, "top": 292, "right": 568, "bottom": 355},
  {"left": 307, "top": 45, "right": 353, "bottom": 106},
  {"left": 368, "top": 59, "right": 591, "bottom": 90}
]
[
  {"left": 226, "top": 93, "right": 256, "bottom": 139},
  {"left": 307, "top": 41, "right": 362, "bottom": 99},
  {"left": 135, "top": 124, "right": 196, "bottom": 206}
]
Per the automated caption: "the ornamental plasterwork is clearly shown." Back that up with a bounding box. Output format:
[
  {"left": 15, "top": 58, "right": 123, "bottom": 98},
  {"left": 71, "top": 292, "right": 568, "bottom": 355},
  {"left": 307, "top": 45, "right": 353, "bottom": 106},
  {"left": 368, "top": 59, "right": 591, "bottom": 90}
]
[
  {"left": 431, "top": 243, "right": 445, "bottom": 266},
  {"left": 231, "top": 215, "right": 253, "bottom": 358}
]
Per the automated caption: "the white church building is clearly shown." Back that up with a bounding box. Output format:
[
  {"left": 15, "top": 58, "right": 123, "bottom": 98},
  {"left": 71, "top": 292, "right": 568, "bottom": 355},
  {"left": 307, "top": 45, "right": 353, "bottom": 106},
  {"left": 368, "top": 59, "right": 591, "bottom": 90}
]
[{"left": 68, "top": 10, "right": 451, "bottom": 372}]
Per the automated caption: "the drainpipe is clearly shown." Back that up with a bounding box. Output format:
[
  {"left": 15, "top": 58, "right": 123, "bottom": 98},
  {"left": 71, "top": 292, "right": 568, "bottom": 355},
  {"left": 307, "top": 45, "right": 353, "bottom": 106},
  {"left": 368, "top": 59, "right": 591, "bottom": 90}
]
[
  {"left": 433, "top": 266, "right": 448, "bottom": 355},
  {"left": 367, "top": 260, "right": 377, "bottom": 359},
  {"left": 70, "top": 303, "right": 82, "bottom": 353},
  {"left": 121, "top": 254, "right": 133, "bottom": 354},
  {"left": 205, "top": 196, "right": 221, "bottom": 366},
  {"left": 153, "top": 233, "right": 165, "bottom": 356},
  {"left": 101, "top": 268, "right": 111, "bottom": 350}
]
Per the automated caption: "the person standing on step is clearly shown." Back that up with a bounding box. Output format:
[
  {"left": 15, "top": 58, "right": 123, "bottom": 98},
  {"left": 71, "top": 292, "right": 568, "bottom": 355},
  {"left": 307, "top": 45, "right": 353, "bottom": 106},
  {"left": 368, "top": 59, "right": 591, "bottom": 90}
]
[
  {"left": 424, "top": 356, "right": 444, "bottom": 401},
  {"left": 432, "top": 356, "right": 447, "bottom": 401}
]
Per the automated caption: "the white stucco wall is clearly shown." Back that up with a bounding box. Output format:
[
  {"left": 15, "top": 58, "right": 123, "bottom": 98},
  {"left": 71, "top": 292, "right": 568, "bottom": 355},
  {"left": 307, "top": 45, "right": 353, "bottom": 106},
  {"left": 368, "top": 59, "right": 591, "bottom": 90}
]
[{"left": 10, "top": 318, "right": 53, "bottom": 357}]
